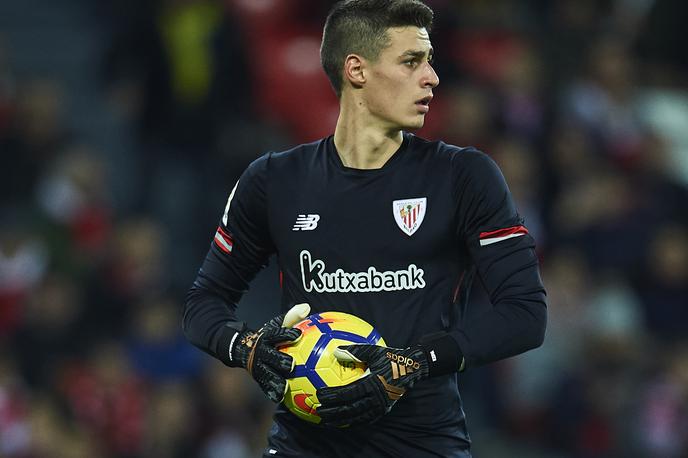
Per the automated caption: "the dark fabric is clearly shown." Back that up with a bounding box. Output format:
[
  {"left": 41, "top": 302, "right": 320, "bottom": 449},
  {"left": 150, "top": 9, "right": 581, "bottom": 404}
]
[
  {"left": 264, "top": 404, "right": 472, "bottom": 458},
  {"left": 183, "top": 132, "right": 547, "bottom": 455}
]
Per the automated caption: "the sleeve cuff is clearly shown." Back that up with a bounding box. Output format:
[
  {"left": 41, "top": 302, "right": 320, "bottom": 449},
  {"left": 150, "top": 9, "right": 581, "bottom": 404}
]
[
  {"left": 217, "top": 322, "right": 247, "bottom": 367},
  {"left": 418, "top": 331, "right": 464, "bottom": 377}
]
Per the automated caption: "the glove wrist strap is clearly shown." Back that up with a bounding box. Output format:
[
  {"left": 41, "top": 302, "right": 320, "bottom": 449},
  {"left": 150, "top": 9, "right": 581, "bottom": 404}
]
[
  {"left": 418, "top": 331, "right": 464, "bottom": 377},
  {"left": 217, "top": 323, "right": 248, "bottom": 368},
  {"left": 245, "top": 331, "right": 264, "bottom": 376}
]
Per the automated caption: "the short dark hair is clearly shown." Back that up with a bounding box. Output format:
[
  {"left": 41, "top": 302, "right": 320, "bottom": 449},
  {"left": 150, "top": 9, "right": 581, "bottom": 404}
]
[{"left": 320, "top": 0, "right": 434, "bottom": 98}]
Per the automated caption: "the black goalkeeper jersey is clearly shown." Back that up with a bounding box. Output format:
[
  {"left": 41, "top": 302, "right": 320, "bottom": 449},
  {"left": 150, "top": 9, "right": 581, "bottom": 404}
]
[{"left": 184, "top": 132, "right": 547, "bottom": 458}]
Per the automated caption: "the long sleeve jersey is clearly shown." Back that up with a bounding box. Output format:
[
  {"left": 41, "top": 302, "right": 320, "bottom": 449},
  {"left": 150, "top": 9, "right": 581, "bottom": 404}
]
[{"left": 183, "top": 132, "right": 546, "bottom": 457}]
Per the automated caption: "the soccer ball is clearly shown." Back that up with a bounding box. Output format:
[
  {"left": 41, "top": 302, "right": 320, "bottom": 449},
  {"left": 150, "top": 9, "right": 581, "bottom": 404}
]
[{"left": 279, "top": 311, "right": 386, "bottom": 423}]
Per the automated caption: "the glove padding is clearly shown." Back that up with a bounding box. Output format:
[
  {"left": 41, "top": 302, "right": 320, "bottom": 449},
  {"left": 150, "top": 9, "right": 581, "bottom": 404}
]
[
  {"left": 233, "top": 303, "right": 310, "bottom": 403},
  {"left": 316, "top": 344, "right": 429, "bottom": 427}
]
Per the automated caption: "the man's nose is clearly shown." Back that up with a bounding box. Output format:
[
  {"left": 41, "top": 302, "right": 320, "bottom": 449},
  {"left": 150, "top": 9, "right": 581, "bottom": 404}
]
[{"left": 422, "top": 63, "right": 439, "bottom": 88}]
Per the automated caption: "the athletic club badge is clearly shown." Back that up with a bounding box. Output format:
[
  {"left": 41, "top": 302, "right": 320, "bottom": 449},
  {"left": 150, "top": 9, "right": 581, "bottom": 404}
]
[{"left": 393, "top": 198, "right": 427, "bottom": 236}]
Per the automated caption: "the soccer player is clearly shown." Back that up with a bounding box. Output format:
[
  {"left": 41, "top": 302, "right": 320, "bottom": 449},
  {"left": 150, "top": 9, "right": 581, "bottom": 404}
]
[{"left": 183, "top": 0, "right": 547, "bottom": 456}]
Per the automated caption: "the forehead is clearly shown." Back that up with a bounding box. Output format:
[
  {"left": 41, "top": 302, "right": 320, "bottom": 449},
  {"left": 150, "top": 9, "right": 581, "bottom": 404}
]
[{"left": 382, "top": 26, "right": 432, "bottom": 55}]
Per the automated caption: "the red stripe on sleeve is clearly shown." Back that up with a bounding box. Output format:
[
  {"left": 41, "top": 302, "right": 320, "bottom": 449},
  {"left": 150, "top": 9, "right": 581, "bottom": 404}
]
[
  {"left": 214, "top": 226, "right": 234, "bottom": 254},
  {"left": 479, "top": 225, "right": 529, "bottom": 239},
  {"left": 217, "top": 226, "right": 233, "bottom": 242},
  {"left": 214, "top": 234, "right": 232, "bottom": 254}
]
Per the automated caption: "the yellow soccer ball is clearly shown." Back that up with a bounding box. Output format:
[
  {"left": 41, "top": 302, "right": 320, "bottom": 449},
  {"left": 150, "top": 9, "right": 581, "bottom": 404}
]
[{"left": 279, "top": 311, "right": 386, "bottom": 424}]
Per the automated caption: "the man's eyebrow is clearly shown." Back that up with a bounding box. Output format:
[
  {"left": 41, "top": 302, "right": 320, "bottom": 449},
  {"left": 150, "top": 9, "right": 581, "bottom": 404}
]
[{"left": 400, "top": 49, "right": 434, "bottom": 59}]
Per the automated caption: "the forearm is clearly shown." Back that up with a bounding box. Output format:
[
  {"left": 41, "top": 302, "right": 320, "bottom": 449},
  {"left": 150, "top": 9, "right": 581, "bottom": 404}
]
[
  {"left": 450, "top": 291, "right": 546, "bottom": 368},
  {"left": 182, "top": 246, "right": 258, "bottom": 366},
  {"left": 410, "top": 288, "right": 545, "bottom": 377},
  {"left": 183, "top": 280, "right": 246, "bottom": 366},
  {"left": 418, "top": 289, "right": 545, "bottom": 376},
  {"left": 452, "top": 240, "right": 547, "bottom": 369}
]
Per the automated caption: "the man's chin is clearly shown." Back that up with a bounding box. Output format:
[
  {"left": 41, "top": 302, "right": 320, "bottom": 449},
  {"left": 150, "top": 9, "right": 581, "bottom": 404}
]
[{"left": 399, "top": 116, "right": 426, "bottom": 131}]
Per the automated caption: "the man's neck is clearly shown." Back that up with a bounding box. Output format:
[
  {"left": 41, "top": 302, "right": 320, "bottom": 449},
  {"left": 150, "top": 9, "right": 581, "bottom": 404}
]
[{"left": 333, "top": 97, "right": 403, "bottom": 170}]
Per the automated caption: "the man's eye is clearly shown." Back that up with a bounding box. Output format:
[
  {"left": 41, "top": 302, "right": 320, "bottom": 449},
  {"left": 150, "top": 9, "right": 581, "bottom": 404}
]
[{"left": 405, "top": 60, "right": 419, "bottom": 67}]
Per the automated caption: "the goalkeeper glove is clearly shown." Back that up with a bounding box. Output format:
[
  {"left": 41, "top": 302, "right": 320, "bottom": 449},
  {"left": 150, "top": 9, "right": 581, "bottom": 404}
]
[
  {"left": 231, "top": 303, "right": 310, "bottom": 403},
  {"left": 316, "top": 332, "right": 462, "bottom": 426}
]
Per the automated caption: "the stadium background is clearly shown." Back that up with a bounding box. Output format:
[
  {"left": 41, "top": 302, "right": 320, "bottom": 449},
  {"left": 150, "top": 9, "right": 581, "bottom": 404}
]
[{"left": 1, "top": 0, "right": 687, "bottom": 456}]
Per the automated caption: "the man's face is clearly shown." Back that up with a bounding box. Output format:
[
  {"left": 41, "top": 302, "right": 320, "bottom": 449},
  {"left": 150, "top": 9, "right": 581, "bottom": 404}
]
[{"left": 363, "top": 26, "right": 439, "bottom": 131}]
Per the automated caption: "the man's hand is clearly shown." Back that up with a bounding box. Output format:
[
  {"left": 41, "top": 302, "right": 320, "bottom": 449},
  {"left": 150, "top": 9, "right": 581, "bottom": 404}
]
[
  {"left": 316, "top": 344, "right": 429, "bottom": 427},
  {"left": 232, "top": 303, "right": 311, "bottom": 403},
  {"left": 316, "top": 331, "right": 463, "bottom": 426}
]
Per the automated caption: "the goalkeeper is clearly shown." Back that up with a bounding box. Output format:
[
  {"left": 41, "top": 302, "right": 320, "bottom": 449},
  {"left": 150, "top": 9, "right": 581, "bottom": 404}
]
[{"left": 183, "top": 0, "right": 547, "bottom": 456}]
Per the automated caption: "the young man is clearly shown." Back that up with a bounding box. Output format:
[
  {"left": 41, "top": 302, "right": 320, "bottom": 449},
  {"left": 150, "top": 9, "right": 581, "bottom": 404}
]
[{"left": 183, "top": 0, "right": 547, "bottom": 456}]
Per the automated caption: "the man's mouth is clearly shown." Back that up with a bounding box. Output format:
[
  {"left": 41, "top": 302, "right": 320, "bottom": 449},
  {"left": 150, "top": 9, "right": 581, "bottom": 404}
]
[
  {"left": 415, "top": 95, "right": 433, "bottom": 112},
  {"left": 416, "top": 95, "right": 433, "bottom": 106}
]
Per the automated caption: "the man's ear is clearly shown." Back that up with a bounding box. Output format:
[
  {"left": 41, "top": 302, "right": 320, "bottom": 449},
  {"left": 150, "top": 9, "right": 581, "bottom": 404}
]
[{"left": 343, "top": 54, "right": 366, "bottom": 89}]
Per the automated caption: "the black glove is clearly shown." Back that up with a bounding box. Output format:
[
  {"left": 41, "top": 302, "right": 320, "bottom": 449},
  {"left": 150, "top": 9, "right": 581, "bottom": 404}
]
[
  {"left": 316, "top": 332, "right": 463, "bottom": 426},
  {"left": 231, "top": 303, "right": 310, "bottom": 403}
]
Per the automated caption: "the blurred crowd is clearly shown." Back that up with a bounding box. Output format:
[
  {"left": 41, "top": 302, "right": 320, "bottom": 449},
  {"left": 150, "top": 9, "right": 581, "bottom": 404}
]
[{"left": 1, "top": 0, "right": 687, "bottom": 457}]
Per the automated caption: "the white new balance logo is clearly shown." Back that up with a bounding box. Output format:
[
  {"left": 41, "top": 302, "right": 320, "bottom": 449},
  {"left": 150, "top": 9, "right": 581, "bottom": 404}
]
[{"left": 293, "top": 214, "right": 320, "bottom": 231}]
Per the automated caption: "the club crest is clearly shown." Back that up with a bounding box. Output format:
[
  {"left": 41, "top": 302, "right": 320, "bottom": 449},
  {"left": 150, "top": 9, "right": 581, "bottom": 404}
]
[{"left": 392, "top": 198, "right": 427, "bottom": 236}]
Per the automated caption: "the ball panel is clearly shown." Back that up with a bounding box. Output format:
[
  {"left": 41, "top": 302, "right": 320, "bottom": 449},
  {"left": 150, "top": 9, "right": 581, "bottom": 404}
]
[
  {"left": 305, "top": 333, "right": 332, "bottom": 369},
  {"left": 293, "top": 364, "right": 327, "bottom": 389},
  {"left": 280, "top": 324, "right": 322, "bottom": 365},
  {"left": 283, "top": 378, "right": 321, "bottom": 424}
]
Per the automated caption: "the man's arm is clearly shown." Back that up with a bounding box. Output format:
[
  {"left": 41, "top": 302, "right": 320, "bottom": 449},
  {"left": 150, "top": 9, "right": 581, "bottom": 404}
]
[
  {"left": 449, "top": 148, "right": 546, "bottom": 369},
  {"left": 183, "top": 154, "right": 313, "bottom": 403},
  {"left": 182, "top": 155, "right": 275, "bottom": 366}
]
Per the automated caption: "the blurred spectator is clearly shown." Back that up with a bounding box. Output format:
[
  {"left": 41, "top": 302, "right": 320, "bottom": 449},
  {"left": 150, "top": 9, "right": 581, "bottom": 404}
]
[
  {"left": 637, "top": 90, "right": 688, "bottom": 187},
  {"left": 496, "top": 42, "right": 547, "bottom": 141},
  {"left": 562, "top": 37, "right": 648, "bottom": 168},
  {"left": 26, "top": 395, "right": 101, "bottom": 458},
  {"left": 126, "top": 294, "right": 205, "bottom": 382},
  {"left": 35, "top": 144, "right": 113, "bottom": 272},
  {"left": 0, "top": 79, "right": 71, "bottom": 209},
  {"left": 59, "top": 341, "right": 147, "bottom": 457},
  {"left": 635, "top": 345, "right": 688, "bottom": 457},
  {"left": 540, "top": 0, "right": 610, "bottom": 88},
  {"left": 0, "top": 219, "right": 48, "bottom": 337},
  {"left": 11, "top": 272, "right": 85, "bottom": 389},
  {"left": 0, "top": 353, "right": 30, "bottom": 457},
  {"left": 82, "top": 217, "right": 168, "bottom": 340},
  {"left": 634, "top": 223, "right": 688, "bottom": 341},
  {"left": 550, "top": 167, "right": 650, "bottom": 273},
  {"left": 439, "top": 83, "right": 496, "bottom": 150},
  {"left": 198, "top": 360, "right": 273, "bottom": 457},
  {"left": 102, "top": 0, "right": 251, "bottom": 148},
  {"left": 143, "top": 381, "right": 200, "bottom": 458}
]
